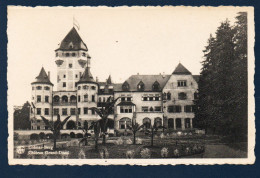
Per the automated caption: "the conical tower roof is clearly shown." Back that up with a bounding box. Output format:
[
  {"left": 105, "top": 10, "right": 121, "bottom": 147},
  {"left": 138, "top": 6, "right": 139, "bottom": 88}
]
[
  {"left": 172, "top": 63, "right": 191, "bottom": 75},
  {"left": 55, "top": 27, "right": 88, "bottom": 51},
  {"left": 107, "top": 75, "right": 112, "bottom": 84},
  {"left": 77, "top": 66, "right": 96, "bottom": 84},
  {"left": 31, "top": 67, "right": 53, "bottom": 86}
]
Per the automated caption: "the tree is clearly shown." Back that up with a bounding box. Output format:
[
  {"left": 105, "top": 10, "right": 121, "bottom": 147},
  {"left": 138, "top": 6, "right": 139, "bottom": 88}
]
[
  {"left": 127, "top": 116, "right": 144, "bottom": 144},
  {"left": 90, "top": 96, "right": 120, "bottom": 145},
  {"left": 79, "top": 121, "right": 93, "bottom": 146},
  {"left": 13, "top": 101, "right": 31, "bottom": 130},
  {"left": 40, "top": 114, "right": 71, "bottom": 149}
]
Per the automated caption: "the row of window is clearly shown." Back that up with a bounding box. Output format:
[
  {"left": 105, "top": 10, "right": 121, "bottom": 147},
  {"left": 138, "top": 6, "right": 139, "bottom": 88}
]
[
  {"left": 78, "top": 95, "right": 96, "bottom": 102},
  {"left": 168, "top": 105, "right": 194, "bottom": 113},
  {"left": 36, "top": 95, "right": 49, "bottom": 103},
  {"left": 56, "top": 52, "right": 87, "bottom": 57},
  {"left": 36, "top": 108, "right": 96, "bottom": 115},
  {"left": 141, "top": 106, "right": 162, "bottom": 112},
  {"left": 98, "top": 97, "right": 114, "bottom": 103},
  {"left": 62, "top": 73, "right": 79, "bottom": 79},
  {"left": 78, "top": 85, "right": 96, "bottom": 90},
  {"left": 32, "top": 86, "right": 50, "bottom": 90}
]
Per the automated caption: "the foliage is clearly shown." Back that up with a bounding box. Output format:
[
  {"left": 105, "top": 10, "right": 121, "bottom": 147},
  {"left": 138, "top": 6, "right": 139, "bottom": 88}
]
[
  {"left": 194, "top": 12, "right": 248, "bottom": 142},
  {"left": 127, "top": 117, "right": 144, "bottom": 144},
  {"left": 13, "top": 101, "right": 31, "bottom": 130},
  {"left": 40, "top": 114, "right": 71, "bottom": 149},
  {"left": 90, "top": 96, "right": 120, "bottom": 145},
  {"left": 140, "top": 148, "right": 151, "bottom": 158}
]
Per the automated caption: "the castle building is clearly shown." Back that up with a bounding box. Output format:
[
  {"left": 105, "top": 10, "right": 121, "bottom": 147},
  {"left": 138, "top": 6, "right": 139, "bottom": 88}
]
[{"left": 30, "top": 27, "right": 199, "bottom": 132}]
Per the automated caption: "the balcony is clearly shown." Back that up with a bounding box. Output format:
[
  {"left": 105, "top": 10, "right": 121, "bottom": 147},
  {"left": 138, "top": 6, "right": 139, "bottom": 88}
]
[{"left": 53, "top": 101, "right": 76, "bottom": 106}]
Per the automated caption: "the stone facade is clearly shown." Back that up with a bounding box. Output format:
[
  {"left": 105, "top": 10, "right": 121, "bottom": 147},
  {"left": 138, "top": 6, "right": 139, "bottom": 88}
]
[{"left": 29, "top": 27, "right": 199, "bottom": 131}]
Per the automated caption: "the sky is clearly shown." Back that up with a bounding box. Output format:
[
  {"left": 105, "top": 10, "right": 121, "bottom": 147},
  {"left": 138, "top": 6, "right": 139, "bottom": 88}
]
[{"left": 8, "top": 6, "right": 244, "bottom": 106}]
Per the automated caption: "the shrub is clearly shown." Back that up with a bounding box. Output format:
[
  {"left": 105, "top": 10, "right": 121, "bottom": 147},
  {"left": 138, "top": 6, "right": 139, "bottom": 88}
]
[
  {"left": 78, "top": 149, "right": 86, "bottom": 159},
  {"left": 125, "top": 138, "right": 133, "bottom": 145},
  {"left": 160, "top": 133, "right": 165, "bottom": 139},
  {"left": 115, "top": 137, "right": 124, "bottom": 145},
  {"left": 161, "top": 147, "right": 169, "bottom": 158},
  {"left": 30, "top": 133, "right": 39, "bottom": 140},
  {"left": 140, "top": 148, "right": 151, "bottom": 158},
  {"left": 126, "top": 150, "right": 135, "bottom": 159},
  {"left": 173, "top": 148, "right": 180, "bottom": 157},
  {"left": 39, "top": 132, "right": 45, "bottom": 139},
  {"left": 99, "top": 147, "right": 109, "bottom": 159},
  {"left": 136, "top": 137, "right": 143, "bottom": 145}
]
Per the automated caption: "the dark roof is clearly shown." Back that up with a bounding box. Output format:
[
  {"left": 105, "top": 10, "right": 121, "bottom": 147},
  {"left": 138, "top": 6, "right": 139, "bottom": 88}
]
[
  {"left": 31, "top": 67, "right": 53, "bottom": 86},
  {"left": 77, "top": 66, "right": 96, "bottom": 84},
  {"left": 172, "top": 63, "right": 192, "bottom": 75},
  {"left": 115, "top": 74, "right": 170, "bottom": 92},
  {"left": 56, "top": 27, "right": 88, "bottom": 51},
  {"left": 117, "top": 101, "right": 136, "bottom": 106},
  {"left": 193, "top": 75, "right": 200, "bottom": 83}
]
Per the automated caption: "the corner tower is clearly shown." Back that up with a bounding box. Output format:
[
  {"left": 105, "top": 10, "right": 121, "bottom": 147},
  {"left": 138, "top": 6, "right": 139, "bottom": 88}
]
[{"left": 55, "top": 27, "right": 91, "bottom": 91}]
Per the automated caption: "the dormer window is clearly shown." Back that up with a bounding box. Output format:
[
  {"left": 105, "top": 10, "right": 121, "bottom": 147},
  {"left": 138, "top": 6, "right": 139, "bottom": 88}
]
[
  {"left": 65, "top": 53, "right": 70, "bottom": 57},
  {"left": 122, "top": 81, "right": 130, "bottom": 91},
  {"left": 152, "top": 81, "right": 160, "bottom": 91},
  {"left": 72, "top": 53, "right": 76, "bottom": 57},
  {"left": 137, "top": 81, "right": 145, "bottom": 91}
]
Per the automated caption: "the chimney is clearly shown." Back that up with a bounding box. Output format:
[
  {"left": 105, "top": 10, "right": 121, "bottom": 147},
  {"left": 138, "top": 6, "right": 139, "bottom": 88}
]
[
  {"left": 162, "top": 72, "right": 165, "bottom": 78},
  {"left": 79, "top": 72, "right": 82, "bottom": 78},
  {"left": 96, "top": 77, "right": 99, "bottom": 82},
  {"left": 48, "top": 71, "right": 50, "bottom": 79}
]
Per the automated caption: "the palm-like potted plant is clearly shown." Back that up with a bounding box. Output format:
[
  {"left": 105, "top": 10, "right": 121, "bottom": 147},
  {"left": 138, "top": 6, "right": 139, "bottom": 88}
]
[
  {"left": 127, "top": 117, "right": 144, "bottom": 145},
  {"left": 90, "top": 96, "right": 120, "bottom": 145},
  {"left": 79, "top": 121, "right": 93, "bottom": 146},
  {"left": 40, "top": 114, "right": 71, "bottom": 150}
]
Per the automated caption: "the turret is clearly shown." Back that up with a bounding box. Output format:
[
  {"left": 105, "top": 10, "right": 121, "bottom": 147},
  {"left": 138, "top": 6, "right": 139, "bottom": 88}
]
[{"left": 31, "top": 67, "right": 53, "bottom": 130}]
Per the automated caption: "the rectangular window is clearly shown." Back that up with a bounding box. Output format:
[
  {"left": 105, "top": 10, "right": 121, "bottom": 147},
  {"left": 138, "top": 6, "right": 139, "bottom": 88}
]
[
  {"left": 78, "top": 108, "right": 81, "bottom": 115},
  {"left": 84, "top": 107, "right": 88, "bottom": 114},
  {"left": 155, "top": 106, "right": 161, "bottom": 112},
  {"left": 184, "top": 105, "right": 193, "bottom": 113},
  {"left": 75, "top": 74, "right": 78, "bottom": 78},
  {"left": 62, "top": 108, "right": 67, "bottom": 115},
  {"left": 168, "top": 106, "right": 174, "bottom": 113},
  {"left": 103, "top": 97, "right": 106, "bottom": 102},
  {"left": 143, "top": 97, "right": 148, "bottom": 101},
  {"left": 175, "top": 105, "right": 182, "bottom": 112},
  {"left": 63, "top": 74, "right": 66, "bottom": 78},
  {"left": 142, "top": 107, "right": 148, "bottom": 112},
  {"left": 121, "top": 97, "right": 126, "bottom": 102},
  {"left": 69, "top": 64, "right": 73, "bottom": 68},
  {"left": 37, "top": 95, "right": 41, "bottom": 102},
  {"left": 45, "top": 96, "right": 49, "bottom": 103},
  {"left": 36, "top": 108, "right": 41, "bottom": 115},
  {"left": 99, "top": 97, "right": 102, "bottom": 102},
  {"left": 63, "top": 82, "right": 66, "bottom": 87},
  {"left": 78, "top": 96, "right": 81, "bottom": 102},
  {"left": 84, "top": 95, "right": 88, "bottom": 102},
  {"left": 54, "top": 108, "right": 59, "bottom": 115},
  {"left": 92, "top": 95, "right": 95, "bottom": 102},
  {"left": 44, "top": 108, "right": 49, "bottom": 115},
  {"left": 91, "top": 108, "right": 95, "bottom": 115},
  {"left": 149, "top": 97, "right": 153, "bottom": 101},
  {"left": 120, "top": 106, "right": 132, "bottom": 113},
  {"left": 168, "top": 105, "right": 182, "bottom": 113},
  {"left": 127, "top": 97, "right": 131, "bottom": 101},
  {"left": 70, "top": 108, "right": 76, "bottom": 115},
  {"left": 178, "top": 80, "right": 187, "bottom": 87},
  {"left": 120, "top": 107, "right": 124, "bottom": 113},
  {"left": 37, "top": 126, "right": 40, "bottom": 130}
]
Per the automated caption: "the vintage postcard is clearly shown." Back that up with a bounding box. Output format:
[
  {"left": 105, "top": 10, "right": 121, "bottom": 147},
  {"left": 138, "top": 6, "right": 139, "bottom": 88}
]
[{"left": 8, "top": 6, "right": 255, "bottom": 165}]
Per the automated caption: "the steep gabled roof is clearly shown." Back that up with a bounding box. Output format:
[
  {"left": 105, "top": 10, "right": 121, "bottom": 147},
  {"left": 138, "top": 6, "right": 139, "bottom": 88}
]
[
  {"left": 172, "top": 63, "right": 192, "bottom": 75},
  {"left": 114, "top": 74, "right": 170, "bottom": 92},
  {"left": 77, "top": 66, "right": 96, "bottom": 84},
  {"left": 31, "top": 67, "right": 53, "bottom": 86},
  {"left": 56, "top": 27, "right": 88, "bottom": 51}
]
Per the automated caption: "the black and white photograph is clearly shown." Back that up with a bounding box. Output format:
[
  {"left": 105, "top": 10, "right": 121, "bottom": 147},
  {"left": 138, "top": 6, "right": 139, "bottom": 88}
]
[{"left": 7, "top": 6, "right": 255, "bottom": 165}]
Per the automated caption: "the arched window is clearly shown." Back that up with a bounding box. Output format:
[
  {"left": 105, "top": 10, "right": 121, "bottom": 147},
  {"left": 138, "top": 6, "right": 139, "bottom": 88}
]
[
  {"left": 53, "top": 95, "right": 60, "bottom": 103},
  {"left": 119, "top": 117, "right": 131, "bottom": 129},
  {"left": 65, "top": 53, "right": 70, "bottom": 57},
  {"left": 143, "top": 118, "right": 151, "bottom": 129},
  {"left": 149, "top": 107, "right": 154, "bottom": 112},
  {"left": 66, "top": 121, "right": 76, "bottom": 129},
  {"left": 137, "top": 81, "right": 145, "bottom": 91},
  {"left": 78, "top": 86, "right": 81, "bottom": 90},
  {"left": 44, "top": 86, "right": 50, "bottom": 90},
  {"left": 176, "top": 118, "right": 182, "bottom": 129},
  {"left": 154, "top": 117, "right": 162, "bottom": 127},
  {"left": 72, "top": 53, "right": 76, "bottom": 57},
  {"left": 61, "top": 95, "right": 68, "bottom": 103},
  {"left": 70, "top": 95, "right": 76, "bottom": 103},
  {"left": 178, "top": 92, "right": 187, "bottom": 100},
  {"left": 152, "top": 81, "right": 160, "bottom": 91},
  {"left": 122, "top": 81, "right": 130, "bottom": 91}
]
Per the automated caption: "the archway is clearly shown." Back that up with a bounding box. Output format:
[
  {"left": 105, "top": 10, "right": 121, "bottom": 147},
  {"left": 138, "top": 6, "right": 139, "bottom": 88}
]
[
  {"left": 61, "top": 95, "right": 68, "bottom": 103},
  {"left": 53, "top": 95, "right": 60, "bottom": 103},
  {"left": 70, "top": 95, "right": 76, "bottom": 103},
  {"left": 119, "top": 117, "right": 131, "bottom": 129},
  {"left": 66, "top": 120, "right": 76, "bottom": 129},
  {"left": 185, "top": 118, "right": 191, "bottom": 129},
  {"left": 168, "top": 118, "right": 174, "bottom": 129},
  {"left": 143, "top": 118, "right": 151, "bottom": 129},
  {"left": 154, "top": 117, "right": 162, "bottom": 127}
]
